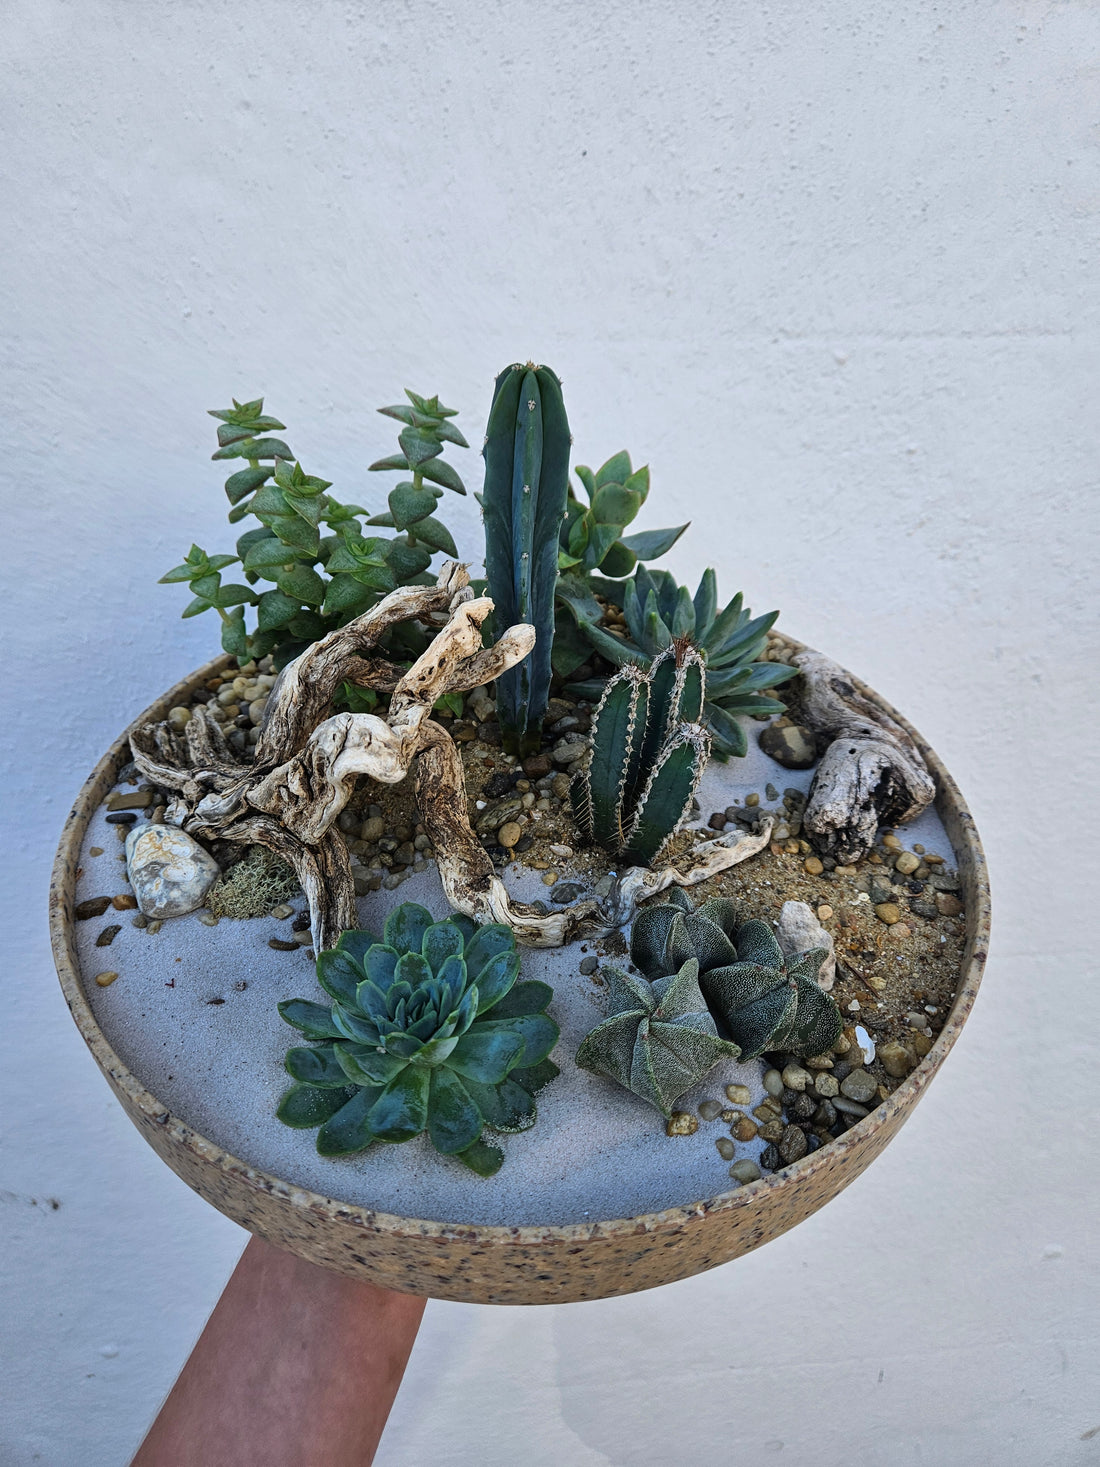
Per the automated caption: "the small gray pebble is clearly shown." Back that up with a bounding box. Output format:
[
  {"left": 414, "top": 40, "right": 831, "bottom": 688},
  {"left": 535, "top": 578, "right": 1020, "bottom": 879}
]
[
  {"left": 715, "top": 1137, "right": 735, "bottom": 1161},
  {"left": 698, "top": 1099, "right": 724, "bottom": 1121},
  {"left": 578, "top": 956, "right": 599, "bottom": 976}
]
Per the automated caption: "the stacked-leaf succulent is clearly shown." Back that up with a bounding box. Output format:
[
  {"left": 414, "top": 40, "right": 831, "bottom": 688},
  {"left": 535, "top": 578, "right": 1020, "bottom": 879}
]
[
  {"left": 480, "top": 364, "right": 571, "bottom": 756},
  {"left": 160, "top": 394, "right": 465, "bottom": 669},
  {"left": 570, "top": 641, "right": 709, "bottom": 866},
  {"left": 631, "top": 888, "right": 843, "bottom": 1060},
  {"left": 558, "top": 564, "right": 798, "bottom": 758},
  {"left": 277, "top": 903, "right": 559, "bottom": 1176}
]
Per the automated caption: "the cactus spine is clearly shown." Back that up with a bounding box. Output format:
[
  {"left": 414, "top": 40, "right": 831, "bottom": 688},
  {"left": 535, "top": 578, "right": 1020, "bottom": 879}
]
[
  {"left": 482, "top": 363, "right": 571, "bottom": 756},
  {"left": 571, "top": 639, "right": 709, "bottom": 866}
]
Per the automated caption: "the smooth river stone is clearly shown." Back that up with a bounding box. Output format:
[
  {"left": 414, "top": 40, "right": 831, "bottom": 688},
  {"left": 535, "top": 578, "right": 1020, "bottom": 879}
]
[{"left": 124, "top": 823, "right": 220, "bottom": 919}]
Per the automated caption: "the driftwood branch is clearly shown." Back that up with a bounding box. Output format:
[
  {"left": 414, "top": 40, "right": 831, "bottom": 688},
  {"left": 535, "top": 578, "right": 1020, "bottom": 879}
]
[
  {"left": 130, "top": 560, "right": 776, "bottom": 954},
  {"left": 792, "top": 649, "right": 936, "bottom": 863}
]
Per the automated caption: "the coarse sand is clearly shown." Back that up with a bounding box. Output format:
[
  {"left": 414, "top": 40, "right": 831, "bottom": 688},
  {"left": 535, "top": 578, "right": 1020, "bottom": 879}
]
[{"left": 72, "top": 741, "right": 958, "bottom": 1228}]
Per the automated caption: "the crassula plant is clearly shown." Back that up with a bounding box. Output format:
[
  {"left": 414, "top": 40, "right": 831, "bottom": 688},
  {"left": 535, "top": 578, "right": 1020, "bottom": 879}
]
[{"left": 276, "top": 904, "right": 559, "bottom": 1175}]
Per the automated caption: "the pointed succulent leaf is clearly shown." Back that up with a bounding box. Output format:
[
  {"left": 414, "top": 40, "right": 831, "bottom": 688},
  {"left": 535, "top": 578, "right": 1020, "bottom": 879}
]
[
  {"left": 276, "top": 1082, "right": 358, "bottom": 1128},
  {"left": 278, "top": 999, "right": 344, "bottom": 1041},
  {"left": 427, "top": 1067, "right": 484, "bottom": 1154},
  {"left": 384, "top": 903, "right": 434, "bottom": 955},
  {"left": 463, "top": 923, "right": 515, "bottom": 976},
  {"left": 471, "top": 948, "right": 521, "bottom": 1015},
  {"left": 454, "top": 1138, "right": 505, "bottom": 1176},
  {"left": 704, "top": 702, "right": 748, "bottom": 759},
  {"left": 316, "top": 949, "right": 364, "bottom": 1006},
  {"left": 447, "top": 1026, "right": 526, "bottom": 1085},
  {"left": 367, "top": 1065, "right": 430, "bottom": 1142},
  {"left": 421, "top": 920, "right": 466, "bottom": 975},
  {"left": 316, "top": 1087, "right": 381, "bottom": 1156},
  {"left": 407, "top": 515, "right": 459, "bottom": 557},
  {"left": 598, "top": 540, "right": 637, "bottom": 578},
  {"left": 510, "top": 1057, "right": 560, "bottom": 1094},
  {"left": 336, "top": 929, "right": 379, "bottom": 965},
  {"left": 285, "top": 1045, "right": 353, "bottom": 1087},
  {"left": 458, "top": 1076, "right": 537, "bottom": 1133},
  {"left": 483, "top": 979, "right": 554, "bottom": 1020},
  {"left": 595, "top": 450, "right": 632, "bottom": 486}
]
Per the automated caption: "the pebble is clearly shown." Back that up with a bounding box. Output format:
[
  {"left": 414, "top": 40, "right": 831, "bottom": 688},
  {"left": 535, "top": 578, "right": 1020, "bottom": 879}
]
[
  {"left": 760, "top": 1144, "right": 781, "bottom": 1171},
  {"left": 145, "top": 920, "right": 163, "bottom": 934},
  {"left": 839, "top": 1069, "right": 878, "bottom": 1103},
  {"left": 882, "top": 833, "right": 902, "bottom": 851},
  {"left": 878, "top": 1040, "right": 916, "bottom": 1078},
  {"left": 804, "top": 856, "right": 824, "bottom": 876},
  {"left": 816, "top": 904, "right": 833, "bottom": 921},
  {"left": 745, "top": 792, "right": 760, "bottom": 807},
  {"left": 268, "top": 938, "right": 298, "bottom": 952},
  {"left": 895, "top": 851, "right": 920, "bottom": 875},
  {"left": 725, "top": 1084, "right": 751, "bottom": 1105},
  {"left": 594, "top": 874, "right": 616, "bottom": 898},
  {"left": 731, "top": 1115, "right": 758, "bottom": 1142},
  {"left": 935, "top": 892, "right": 964, "bottom": 917},
  {"left": 549, "top": 844, "right": 573, "bottom": 859},
  {"left": 754, "top": 1098, "right": 781, "bottom": 1121},
  {"left": 497, "top": 821, "right": 522, "bottom": 849},
  {"left": 550, "top": 773, "right": 572, "bottom": 799},
  {"left": 832, "top": 1095, "right": 870, "bottom": 1118},
  {"left": 729, "top": 1160, "right": 761, "bottom": 1184},
  {"left": 198, "top": 911, "right": 219, "bottom": 927},
  {"left": 813, "top": 1072, "right": 839, "bottom": 1098},
  {"left": 578, "top": 956, "right": 599, "bottom": 976},
  {"left": 550, "top": 880, "right": 586, "bottom": 903},
  {"left": 106, "top": 790, "right": 153, "bottom": 811},
  {"left": 361, "top": 816, "right": 386, "bottom": 843},
  {"left": 910, "top": 900, "right": 939, "bottom": 920},
  {"left": 715, "top": 1137, "right": 736, "bottom": 1161},
  {"left": 781, "top": 1063, "right": 811, "bottom": 1092},
  {"left": 541, "top": 871, "right": 559, "bottom": 887},
  {"left": 814, "top": 1099, "right": 837, "bottom": 1128},
  {"left": 131, "top": 913, "right": 148, "bottom": 928},
  {"left": 666, "top": 1112, "right": 699, "bottom": 1137},
  {"left": 875, "top": 902, "right": 901, "bottom": 925},
  {"left": 94, "top": 971, "right": 119, "bottom": 987},
  {"left": 913, "top": 1032, "right": 934, "bottom": 1057},
  {"left": 698, "top": 1099, "right": 724, "bottom": 1122},
  {"left": 95, "top": 925, "right": 121, "bottom": 947},
  {"left": 763, "top": 1068, "right": 784, "bottom": 1097},
  {"left": 550, "top": 737, "right": 588, "bottom": 766},
  {"left": 125, "top": 824, "right": 220, "bottom": 919},
  {"left": 523, "top": 754, "right": 552, "bottom": 778},
  {"left": 778, "top": 1124, "right": 808, "bottom": 1163},
  {"left": 758, "top": 723, "right": 816, "bottom": 769},
  {"left": 105, "top": 811, "right": 139, "bottom": 825},
  {"left": 89, "top": 847, "right": 104, "bottom": 857},
  {"left": 759, "top": 1117, "right": 785, "bottom": 1143},
  {"left": 110, "top": 894, "right": 137, "bottom": 911},
  {"left": 75, "top": 897, "right": 112, "bottom": 920},
  {"left": 270, "top": 904, "right": 294, "bottom": 920},
  {"left": 776, "top": 900, "right": 836, "bottom": 990}
]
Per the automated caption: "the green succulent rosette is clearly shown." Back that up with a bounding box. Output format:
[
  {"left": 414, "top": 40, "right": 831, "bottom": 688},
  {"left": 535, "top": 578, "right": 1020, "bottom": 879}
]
[
  {"left": 276, "top": 903, "right": 559, "bottom": 1177},
  {"left": 631, "top": 887, "right": 843, "bottom": 1062}
]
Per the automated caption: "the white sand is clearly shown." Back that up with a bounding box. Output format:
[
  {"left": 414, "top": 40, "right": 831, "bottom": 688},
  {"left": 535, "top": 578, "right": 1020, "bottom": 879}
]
[{"left": 74, "top": 734, "right": 957, "bottom": 1228}]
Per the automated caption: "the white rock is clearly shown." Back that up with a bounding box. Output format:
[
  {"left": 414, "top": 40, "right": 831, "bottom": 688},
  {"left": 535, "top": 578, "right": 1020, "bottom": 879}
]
[
  {"left": 124, "top": 823, "right": 220, "bottom": 919},
  {"left": 775, "top": 899, "right": 836, "bottom": 991}
]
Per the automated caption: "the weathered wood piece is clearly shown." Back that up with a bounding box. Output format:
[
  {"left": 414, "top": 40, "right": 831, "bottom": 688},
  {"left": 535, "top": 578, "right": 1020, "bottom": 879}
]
[
  {"left": 129, "top": 561, "right": 773, "bottom": 952},
  {"left": 792, "top": 649, "right": 936, "bottom": 863}
]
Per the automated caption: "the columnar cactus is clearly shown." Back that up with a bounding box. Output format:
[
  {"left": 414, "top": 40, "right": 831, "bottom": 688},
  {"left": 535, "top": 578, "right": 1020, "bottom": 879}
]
[
  {"left": 570, "top": 640, "right": 709, "bottom": 866},
  {"left": 575, "top": 958, "right": 740, "bottom": 1117},
  {"left": 632, "top": 888, "right": 843, "bottom": 1060},
  {"left": 276, "top": 904, "right": 559, "bottom": 1176},
  {"left": 481, "top": 363, "right": 571, "bottom": 756}
]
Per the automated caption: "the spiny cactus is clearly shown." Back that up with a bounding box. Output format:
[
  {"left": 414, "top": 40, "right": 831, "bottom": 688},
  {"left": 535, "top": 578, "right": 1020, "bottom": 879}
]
[
  {"left": 570, "top": 641, "right": 709, "bottom": 867},
  {"left": 575, "top": 957, "right": 740, "bottom": 1117},
  {"left": 481, "top": 363, "right": 571, "bottom": 756},
  {"left": 276, "top": 903, "right": 559, "bottom": 1176},
  {"left": 558, "top": 564, "right": 798, "bottom": 758},
  {"left": 634, "top": 889, "right": 843, "bottom": 1061}
]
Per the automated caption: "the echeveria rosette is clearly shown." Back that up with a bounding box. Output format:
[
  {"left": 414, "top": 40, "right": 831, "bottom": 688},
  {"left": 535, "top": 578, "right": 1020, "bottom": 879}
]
[
  {"left": 276, "top": 903, "right": 559, "bottom": 1177},
  {"left": 575, "top": 959, "right": 741, "bottom": 1118},
  {"left": 631, "top": 887, "right": 843, "bottom": 1061}
]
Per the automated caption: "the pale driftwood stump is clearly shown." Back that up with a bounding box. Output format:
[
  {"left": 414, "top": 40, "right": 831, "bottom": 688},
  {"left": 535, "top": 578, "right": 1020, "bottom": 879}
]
[
  {"left": 130, "top": 563, "right": 772, "bottom": 951},
  {"left": 792, "top": 649, "right": 936, "bottom": 863}
]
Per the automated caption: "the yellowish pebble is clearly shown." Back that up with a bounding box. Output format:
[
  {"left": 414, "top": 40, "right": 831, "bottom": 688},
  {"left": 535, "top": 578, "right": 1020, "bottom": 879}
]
[
  {"left": 816, "top": 904, "right": 833, "bottom": 921},
  {"left": 725, "top": 1083, "right": 751, "bottom": 1105},
  {"left": 804, "top": 856, "right": 824, "bottom": 876},
  {"left": 94, "top": 971, "right": 119, "bottom": 987},
  {"left": 89, "top": 846, "right": 104, "bottom": 857}
]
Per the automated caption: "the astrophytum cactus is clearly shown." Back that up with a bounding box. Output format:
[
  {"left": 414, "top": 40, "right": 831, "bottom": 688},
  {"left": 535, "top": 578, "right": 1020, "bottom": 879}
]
[
  {"left": 632, "top": 888, "right": 843, "bottom": 1061},
  {"left": 276, "top": 903, "right": 559, "bottom": 1176},
  {"left": 575, "top": 958, "right": 741, "bottom": 1117}
]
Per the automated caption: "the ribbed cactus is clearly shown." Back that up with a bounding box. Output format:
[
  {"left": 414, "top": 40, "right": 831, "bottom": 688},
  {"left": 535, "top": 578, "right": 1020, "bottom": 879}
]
[
  {"left": 481, "top": 363, "right": 571, "bottom": 756},
  {"left": 570, "top": 640, "right": 709, "bottom": 866},
  {"left": 633, "top": 888, "right": 843, "bottom": 1061}
]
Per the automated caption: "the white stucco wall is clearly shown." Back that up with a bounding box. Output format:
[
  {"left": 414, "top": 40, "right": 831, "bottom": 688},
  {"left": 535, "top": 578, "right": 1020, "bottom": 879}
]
[{"left": 3, "top": 2, "right": 1098, "bottom": 1462}]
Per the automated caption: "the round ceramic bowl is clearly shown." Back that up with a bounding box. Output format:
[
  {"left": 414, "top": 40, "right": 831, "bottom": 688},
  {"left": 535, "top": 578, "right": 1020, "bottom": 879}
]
[{"left": 50, "top": 653, "right": 989, "bottom": 1306}]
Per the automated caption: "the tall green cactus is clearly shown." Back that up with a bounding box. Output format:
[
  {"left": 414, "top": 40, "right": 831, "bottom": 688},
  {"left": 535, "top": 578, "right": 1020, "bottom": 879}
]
[
  {"left": 570, "top": 640, "right": 709, "bottom": 866},
  {"left": 481, "top": 364, "right": 571, "bottom": 756}
]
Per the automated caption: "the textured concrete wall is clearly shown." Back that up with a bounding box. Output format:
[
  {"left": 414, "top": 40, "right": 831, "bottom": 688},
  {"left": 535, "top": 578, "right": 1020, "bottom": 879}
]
[{"left": 3, "top": 2, "right": 1098, "bottom": 1462}]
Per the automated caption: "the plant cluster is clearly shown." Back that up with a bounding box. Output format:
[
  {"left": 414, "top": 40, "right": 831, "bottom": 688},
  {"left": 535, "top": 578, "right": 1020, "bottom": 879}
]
[
  {"left": 277, "top": 904, "right": 559, "bottom": 1176},
  {"left": 558, "top": 566, "right": 798, "bottom": 759},
  {"left": 569, "top": 641, "right": 708, "bottom": 866},
  {"left": 160, "top": 394, "right": 466, "bottom": 669},
  {"left": 577, "top": 888, "right": 842, "bottom": 1113}
]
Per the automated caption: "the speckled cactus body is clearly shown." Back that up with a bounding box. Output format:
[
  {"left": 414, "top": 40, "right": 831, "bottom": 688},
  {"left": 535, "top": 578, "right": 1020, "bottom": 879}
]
[
  {"left": 634, "top": 888, "right": 843, "bottom": 1061},
  {"left": 570, "top": 640, "right": 709, "bottom": 867},
  {"left": 481, "top": 363, "right": 571, "bottom": 756}
]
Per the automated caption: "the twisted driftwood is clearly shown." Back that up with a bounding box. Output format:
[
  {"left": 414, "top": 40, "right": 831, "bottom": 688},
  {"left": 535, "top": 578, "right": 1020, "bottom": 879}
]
[
  {"left": 130, "top": 562, "right": 771, "bottom": 951},
  {"left": 792, "top": 649, "right": 935, "bottom": 863}
]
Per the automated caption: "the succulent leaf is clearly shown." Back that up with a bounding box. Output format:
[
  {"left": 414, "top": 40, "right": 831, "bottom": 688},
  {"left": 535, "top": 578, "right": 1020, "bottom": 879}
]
[{"left": 276, "top": 904, "right": 558, "bottom": 1173}]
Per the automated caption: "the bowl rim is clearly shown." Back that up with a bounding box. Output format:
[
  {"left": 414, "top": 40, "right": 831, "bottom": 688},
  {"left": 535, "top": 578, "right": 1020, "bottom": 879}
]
[{"left": 49, "top": 649, "right": 991, "bottom": 1246}]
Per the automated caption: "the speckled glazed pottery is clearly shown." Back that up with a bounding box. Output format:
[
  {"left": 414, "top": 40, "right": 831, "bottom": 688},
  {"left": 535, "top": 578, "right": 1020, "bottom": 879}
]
[{"left": 50, "top": 654, "right": 990, "bottom": 1305}]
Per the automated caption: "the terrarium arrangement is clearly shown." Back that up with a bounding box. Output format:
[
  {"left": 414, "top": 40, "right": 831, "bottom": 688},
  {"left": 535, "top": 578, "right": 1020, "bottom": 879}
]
[{"left": 60, "top": 360, "right": 978, "bottom": 1256}]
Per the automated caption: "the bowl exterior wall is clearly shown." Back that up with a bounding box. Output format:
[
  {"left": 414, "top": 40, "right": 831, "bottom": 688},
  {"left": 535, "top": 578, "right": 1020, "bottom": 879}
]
[{"left": 50, "top": 655, "right": 990, "bottom": 1306}]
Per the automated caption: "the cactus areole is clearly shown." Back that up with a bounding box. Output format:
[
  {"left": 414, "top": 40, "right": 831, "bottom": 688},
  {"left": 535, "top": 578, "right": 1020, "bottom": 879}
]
[{"left": 482, "top": 363, "right": 571, "bottom": 756}]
